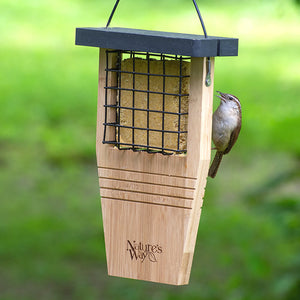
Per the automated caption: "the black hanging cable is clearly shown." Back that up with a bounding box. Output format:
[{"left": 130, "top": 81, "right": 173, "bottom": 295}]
[
  {"left": 106, "top": 0, "right": 209, "bottom": 39},
  {"left": 105, "top": 1, "right": 211, "bottom": 105},
  {"left": 192, "top": 0, "right": 208, "bottom": 38},
  {"left": 106, "top": 0, "right": 120, "bottom": 28},
  {"left": 192, "top": 0, "right": 211, "bottom": 86}
]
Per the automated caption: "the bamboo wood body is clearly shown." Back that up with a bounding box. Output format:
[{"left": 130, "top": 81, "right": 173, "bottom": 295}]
[{"left": 97, "top": 48, "right": 214, "bottom": 285}]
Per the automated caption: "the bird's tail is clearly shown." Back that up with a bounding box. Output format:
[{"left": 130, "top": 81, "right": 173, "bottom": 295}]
[{"left": 208, "top": 151, "right": 223, "bottom": 178}]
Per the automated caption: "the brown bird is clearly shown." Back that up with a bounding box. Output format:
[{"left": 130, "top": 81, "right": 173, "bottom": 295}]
[{"left": 208, "top": 91, "right": 242, "bottom": 178}]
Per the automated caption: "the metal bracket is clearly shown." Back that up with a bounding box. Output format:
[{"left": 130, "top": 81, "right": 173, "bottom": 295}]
[{"left": 205, "top": 57, "right": 211, "bottom": 87}]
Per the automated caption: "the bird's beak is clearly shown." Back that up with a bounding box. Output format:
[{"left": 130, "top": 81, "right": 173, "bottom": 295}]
[{"left": 216, "top": 91, "right": 226, "bottom": 102}]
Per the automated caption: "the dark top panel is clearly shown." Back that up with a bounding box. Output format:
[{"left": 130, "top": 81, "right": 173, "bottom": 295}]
[{"left": 75, "top": 27, "right": 238, "bottom": 57}]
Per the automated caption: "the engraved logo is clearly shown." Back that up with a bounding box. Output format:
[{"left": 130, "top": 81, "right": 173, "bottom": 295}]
[{"left": 126, "top": 240, "right": 163, "bottom": 263}]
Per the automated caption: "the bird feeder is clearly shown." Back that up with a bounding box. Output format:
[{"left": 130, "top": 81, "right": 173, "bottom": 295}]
[{"left": 75, "top": 1, "right": 238, "bottom": 285}]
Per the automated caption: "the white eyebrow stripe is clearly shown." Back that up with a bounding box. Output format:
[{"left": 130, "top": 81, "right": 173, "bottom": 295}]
[{"left": 230, "top": 95, "right": 241, "bottom": 108}]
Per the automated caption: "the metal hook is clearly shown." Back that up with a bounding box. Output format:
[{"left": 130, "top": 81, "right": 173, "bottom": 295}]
[
  {"left": 192, "top": 0, "right": 211, "bottom": 87},
  {"left": 205, "top": 57, "right": 211, "bottom": 87},
  {"left": 105, "top": 0, "right": 212, "bottom": 87}
]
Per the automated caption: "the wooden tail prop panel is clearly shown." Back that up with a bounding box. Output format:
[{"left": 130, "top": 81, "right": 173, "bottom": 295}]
[{"left": 97, "top": 48, "right": 214, "bottom": 285}]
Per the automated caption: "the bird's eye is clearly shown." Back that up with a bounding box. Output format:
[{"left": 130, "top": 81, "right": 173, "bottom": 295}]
[{"left": 229, "top": 96, "right": 233, "bottom": 100}]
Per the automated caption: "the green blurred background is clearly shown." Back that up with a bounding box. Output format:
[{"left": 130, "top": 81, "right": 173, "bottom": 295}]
[{"left": 1, "top": 0, "right": 299, "bottom": 299}]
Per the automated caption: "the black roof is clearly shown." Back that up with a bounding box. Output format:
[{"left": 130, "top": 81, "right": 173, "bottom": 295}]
[{"left": 75, "top": 27, "right": 238, "bottom": 57}]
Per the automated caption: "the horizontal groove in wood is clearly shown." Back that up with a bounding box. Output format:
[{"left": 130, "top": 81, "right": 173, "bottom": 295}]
[
  {"left": 99, "top": 177, "right": 194, "bottom": 200},
  {"left": 100, "top": 188, "right": 193, "bottom": 209},
  {"left": 98, "top": 167, "right": 196, "bottom": 189},
  {"left": 101, "top": 197, "right": 192, "bottom": 210}
]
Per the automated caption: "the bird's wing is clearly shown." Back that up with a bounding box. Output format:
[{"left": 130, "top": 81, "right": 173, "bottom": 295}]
[{"left": 224, "top": 123, "right": 241, "bottom": 154}]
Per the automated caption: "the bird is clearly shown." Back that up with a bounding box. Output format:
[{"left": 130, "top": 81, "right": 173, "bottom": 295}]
[{"left": 208, "top": 91, "right": 242, "bottom": 178}]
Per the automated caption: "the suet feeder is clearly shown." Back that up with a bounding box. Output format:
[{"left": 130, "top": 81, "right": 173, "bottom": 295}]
[{"left": 75, "top": 0, "right": 238, "bottom": 285}]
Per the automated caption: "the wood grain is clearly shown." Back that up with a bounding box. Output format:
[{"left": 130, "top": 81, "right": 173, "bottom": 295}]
[
  {"left": 97, "top": 48, "right": 214, "bottom": 285},
  {"left": 101, "top": 199, "right": 190, "bottom": 284}
]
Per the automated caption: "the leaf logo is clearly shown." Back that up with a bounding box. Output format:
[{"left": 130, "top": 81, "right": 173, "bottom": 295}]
[{"left": 126, "top": 240, "right": 163, "bottom": 263}]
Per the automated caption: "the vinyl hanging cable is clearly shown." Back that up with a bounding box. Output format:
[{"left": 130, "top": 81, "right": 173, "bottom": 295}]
[
  {"left": 105, "top": 0, "right": 212, "bottom": 86},
  {"left": 106, "top": 0, "right": 208, "bottom": 38},
  {"left": 106, "top": 0, "right": 120, "bottom": 28},
  {"left": 191, "top": 0, "right": 212, "bottom": 86},
  {"left": 192, "top": 0, "right": 208, "bottom": 38}
]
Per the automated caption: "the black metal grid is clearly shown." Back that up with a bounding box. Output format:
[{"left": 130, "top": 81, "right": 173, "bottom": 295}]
[{"left": 103, "top": 50, "right": 190, "bottom": 155}]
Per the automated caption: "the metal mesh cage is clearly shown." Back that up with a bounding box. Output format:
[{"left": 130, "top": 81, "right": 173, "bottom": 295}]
[{"left": 103, "top": 50, "right": 191, "bottom": 155}]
